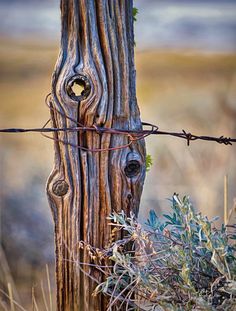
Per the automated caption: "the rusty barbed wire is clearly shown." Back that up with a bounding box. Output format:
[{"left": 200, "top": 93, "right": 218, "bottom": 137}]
[
  {"left": 1, "top": 121, "right": 235, "bottom": 150},
  {"left": 0, "top": 94, "right": 235, "bottom": 152}
]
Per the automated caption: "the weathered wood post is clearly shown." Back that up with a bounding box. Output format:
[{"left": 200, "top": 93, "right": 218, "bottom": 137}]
[{"left": 47, "top": 1, "right": 146, "bottom": 310}]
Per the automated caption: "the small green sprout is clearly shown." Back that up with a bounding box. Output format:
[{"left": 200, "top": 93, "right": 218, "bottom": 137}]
[
  {"left": 133, "top": 7, "right": 138, "bottom": 22},
  {"left": 146, "top": 154, "right": 153, "bottom": 172}
]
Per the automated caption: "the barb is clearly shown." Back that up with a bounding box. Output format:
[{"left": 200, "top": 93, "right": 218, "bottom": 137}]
[{"left": 0, "top": 94, "right": 235, "bottom": 152}]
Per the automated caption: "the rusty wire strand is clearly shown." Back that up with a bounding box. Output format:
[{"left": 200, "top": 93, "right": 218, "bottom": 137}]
[{"left": 0, "top": 94, "right": 235, "bottom": 152}]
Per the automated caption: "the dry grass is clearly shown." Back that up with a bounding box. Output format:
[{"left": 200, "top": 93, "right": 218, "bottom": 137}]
[{"left": 0, "top": 265, "right": 54, "bottom": 311}]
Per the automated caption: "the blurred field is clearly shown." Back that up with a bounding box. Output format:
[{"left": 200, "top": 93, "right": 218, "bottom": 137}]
[
  {"left": 136, "top": 50, "right": 236, "bottom": 222},
  {"left": 0, "top": 38, "right": 236, "bottom": 308}
]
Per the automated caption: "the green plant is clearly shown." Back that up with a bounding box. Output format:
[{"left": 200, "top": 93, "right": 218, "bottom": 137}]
[
  {"left": 92, "top": 195, "right": 236, "bottom": 310},
  {"left": 133, "top": 7, "right": 138, "bottom": 22},
  {"left": 146, "top": 154, "right": 153, "bottom": 172}
]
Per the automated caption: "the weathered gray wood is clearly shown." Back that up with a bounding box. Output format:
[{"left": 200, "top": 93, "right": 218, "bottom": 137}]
[{"left": 47, "top": 1, "right": 146, "bottom": 310}]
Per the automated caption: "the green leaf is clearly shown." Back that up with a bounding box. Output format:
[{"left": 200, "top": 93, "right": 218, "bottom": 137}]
[
  {"left": 146, "top": 154, "right": 153, "bottom": 172},
  {"left": 133, "top": 7, "right": 138, "bottom": 22},
  {"left": 147, "top": 209, "right": 158, "bottom": 229},
  {"left": 163, "top": 214, "right": 175, "bottom": 224}
]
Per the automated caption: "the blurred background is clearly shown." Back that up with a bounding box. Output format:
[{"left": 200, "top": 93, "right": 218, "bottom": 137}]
[{"left": 0, "top": 0, "right": 236, "bottom": 309}]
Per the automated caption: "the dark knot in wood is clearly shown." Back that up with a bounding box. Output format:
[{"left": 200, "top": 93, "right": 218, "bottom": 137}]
[
  {"left": 66, "top": 74, "right": 91, "bottom": 101},
  {"left": 124, "top": 160, "right": 141, "bottom": 178},
  {"left": 52, "top": 180, "right": 69, "bottom": 196}
]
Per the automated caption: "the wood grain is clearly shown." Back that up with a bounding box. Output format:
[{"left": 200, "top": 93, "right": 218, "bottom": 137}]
[{"left": 47, "top": 1, "right": 146, "bottom": 310}]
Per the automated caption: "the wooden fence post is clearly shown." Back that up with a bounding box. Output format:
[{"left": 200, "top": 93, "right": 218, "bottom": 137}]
[{"left": 47, "top": 1, "right": 146, "bottom": 310}]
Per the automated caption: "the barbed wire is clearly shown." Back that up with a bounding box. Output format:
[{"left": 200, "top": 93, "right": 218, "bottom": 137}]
[{"left": 0, "top": 94, "right": 235, "bottom": 152}]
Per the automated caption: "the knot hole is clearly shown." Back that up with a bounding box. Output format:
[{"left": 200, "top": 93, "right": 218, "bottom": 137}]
[
  {"left": 52, "top": 180, "right": 69, "bottom": 197},
  {"left": 67, "top": 75, "right": 91, "bottom": 101},
  {"left": 125, "top": 160, "right": 141, "bottom": 178}
]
